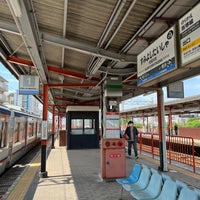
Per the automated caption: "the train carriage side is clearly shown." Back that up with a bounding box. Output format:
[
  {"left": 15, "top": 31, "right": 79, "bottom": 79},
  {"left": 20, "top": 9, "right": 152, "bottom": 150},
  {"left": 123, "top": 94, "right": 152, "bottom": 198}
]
[
  {"left": 66, "top": 106, "right": 100, "bottom": 149},
  {"left": 10, "top": 110, "right": 42, "bottom": 166},
  {"left": 0, "top": 106, "right": 11, "bottom": 174}
]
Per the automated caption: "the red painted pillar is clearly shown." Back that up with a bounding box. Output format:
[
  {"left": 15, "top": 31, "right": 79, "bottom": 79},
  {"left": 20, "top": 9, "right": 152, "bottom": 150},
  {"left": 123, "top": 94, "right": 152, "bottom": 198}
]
[
  {"left": 51, "top": 105, "right": 55, "bottom": 149},
  {"left": 40, "top": 84, "right": 48, "bottom": 178},
  {"left": 157, "top": 89, "right": 168, "bottom": 171}
]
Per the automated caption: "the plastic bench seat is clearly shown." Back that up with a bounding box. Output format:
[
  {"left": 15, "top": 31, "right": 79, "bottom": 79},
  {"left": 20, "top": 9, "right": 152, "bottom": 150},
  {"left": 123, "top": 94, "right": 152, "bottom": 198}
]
[
  {"left": 161, "top": 173, "right": 173, "bottom": 181},
  {"left": 122, "top": 167, "right": 151, "bottom": 192},
  {"left": 130, "top": 172, "right": 163, "bottom": 200},
  {"left": 116, "top": 163, "right": 142, "bottom": 185},
  {"left": 175, "top": 180, "right": 187, "bottom": 193},
  {"left": 193, "top": 188, "right": 200, "bottom": 198},
  {"left": 150, "top": 168, "right": 159, "bottom": 174},
  {"left": 178, "top": 187, "right": 199, "bottom": 200},
  {"left": 152, "top": 179, "right": 178, "bottom": 200},
  {"left": 119, "top": 167, "right": 151, "bottom": 200}
]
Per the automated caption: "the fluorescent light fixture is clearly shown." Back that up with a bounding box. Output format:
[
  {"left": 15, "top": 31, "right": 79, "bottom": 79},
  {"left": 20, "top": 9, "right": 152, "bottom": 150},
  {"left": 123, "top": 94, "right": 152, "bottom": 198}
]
[{"left": 8, "top": 0, "right": 22, "bottom": 17}]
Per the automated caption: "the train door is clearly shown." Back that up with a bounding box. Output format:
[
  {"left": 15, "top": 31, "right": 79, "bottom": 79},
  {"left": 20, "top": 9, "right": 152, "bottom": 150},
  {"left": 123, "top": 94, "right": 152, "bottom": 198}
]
[{"left": 66, "top": 107, "right": 99, "bottom": 149}]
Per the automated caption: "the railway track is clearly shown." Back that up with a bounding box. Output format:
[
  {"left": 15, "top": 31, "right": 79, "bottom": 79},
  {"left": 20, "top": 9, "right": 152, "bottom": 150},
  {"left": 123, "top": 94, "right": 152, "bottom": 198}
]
[{"left": 0, "top": 145, "right": 40, "bottom": 199}]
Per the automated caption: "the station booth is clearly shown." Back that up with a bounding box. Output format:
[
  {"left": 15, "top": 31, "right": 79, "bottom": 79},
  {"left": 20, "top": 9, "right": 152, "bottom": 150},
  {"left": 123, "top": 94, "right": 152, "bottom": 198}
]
[{"left": 66, "top": 106, "right": 100, "bottom": 149}]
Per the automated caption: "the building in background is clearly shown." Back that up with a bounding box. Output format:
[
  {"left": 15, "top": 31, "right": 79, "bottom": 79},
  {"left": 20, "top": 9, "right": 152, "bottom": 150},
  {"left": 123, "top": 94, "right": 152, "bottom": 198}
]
[
  {"left": 0, "top": 76, "right": 8, "bottom": 104},
  {"left": 14, "top": 91, "right": 41, "bottom": 115},
  {"left": 0, "top": 75, "right": 42, "bottom": 116}
]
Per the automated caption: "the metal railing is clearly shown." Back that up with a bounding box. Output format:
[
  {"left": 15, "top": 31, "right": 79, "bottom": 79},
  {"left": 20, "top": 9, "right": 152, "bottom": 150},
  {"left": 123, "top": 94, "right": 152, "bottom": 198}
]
[{"left": 138, "top": 132, "right": 197, "bottom": 173}]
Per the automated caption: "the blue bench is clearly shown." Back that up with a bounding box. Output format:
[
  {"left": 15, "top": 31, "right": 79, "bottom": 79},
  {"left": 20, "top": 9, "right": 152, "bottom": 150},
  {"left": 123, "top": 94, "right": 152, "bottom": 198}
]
[
  {"left": 193, "top": 188, "right": 200, "bottom": 198},
  {"left": 120, "top": 166, "right": 151, "bottom": 199},
  {"left": 116, "top": 164, "right": 199, "bottom": 200},
  {"left": 130, "top": 172, "right": 163, "bottom": 200},
  {"left": 161, "top": 173, "right": 173, "bottom": 181},
  {"left": 153, "top": 179, "right": 178, "bottom": 200},
  {"left": 116, "top": 163, "right": 142, "bottom": 200},
  {"left": 178, "top": 187, "right": 199, "bottom": 200},
  {"left": 116, "top": 163, "right": 142, "bottom": 185},
  {"left": 175, "top": 179, "right": 187, "bottom": 193}
]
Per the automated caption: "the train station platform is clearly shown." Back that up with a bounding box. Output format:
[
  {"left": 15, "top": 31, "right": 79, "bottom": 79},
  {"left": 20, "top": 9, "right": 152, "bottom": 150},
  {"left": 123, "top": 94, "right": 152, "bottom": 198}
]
[{"left": 4, "top": 139, "right": 200, "bottom": 200}]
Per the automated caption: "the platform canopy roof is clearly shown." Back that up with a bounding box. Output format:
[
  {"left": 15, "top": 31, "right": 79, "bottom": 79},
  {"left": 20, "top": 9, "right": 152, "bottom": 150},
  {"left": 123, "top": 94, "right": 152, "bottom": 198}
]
[
  {"left": 0, "top": 0, "right": 200, "bottom": 115},
  {"left": 120, "top": 94, "right": 200, "bottom": 118}
]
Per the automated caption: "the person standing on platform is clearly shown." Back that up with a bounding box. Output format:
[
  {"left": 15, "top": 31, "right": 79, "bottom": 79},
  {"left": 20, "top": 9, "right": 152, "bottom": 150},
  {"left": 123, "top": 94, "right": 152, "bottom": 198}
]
[
  {"left": 124, "top": 121, "right": 139, "bottom": 159},
  {"left": 174, "top": 124, "right": 178, "bottom": 136}
]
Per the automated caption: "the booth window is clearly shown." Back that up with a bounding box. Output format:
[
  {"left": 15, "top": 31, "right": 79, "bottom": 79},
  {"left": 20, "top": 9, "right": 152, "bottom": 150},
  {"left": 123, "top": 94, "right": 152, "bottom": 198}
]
[{"left": 71, "top": 119, "right": 95, "bottom": 135}]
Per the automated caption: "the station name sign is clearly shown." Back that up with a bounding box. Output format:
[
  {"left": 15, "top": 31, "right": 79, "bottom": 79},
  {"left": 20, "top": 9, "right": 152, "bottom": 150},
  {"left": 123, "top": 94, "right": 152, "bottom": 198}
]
[
  {"left": 137, "top": 26, "right": 177, "bottom": 86},
  {"left": 179, "top": 3, "right": 200, "bottom": 66}
]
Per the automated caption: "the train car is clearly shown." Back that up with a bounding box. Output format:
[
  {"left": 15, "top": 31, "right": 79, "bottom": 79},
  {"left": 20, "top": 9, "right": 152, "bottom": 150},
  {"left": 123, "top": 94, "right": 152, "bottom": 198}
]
[
  {"left": 66, "top": 106, "right": 100, "bottom": 149},
  {"left": 0, "top": 105, "right": 42, "bottom": 175}
]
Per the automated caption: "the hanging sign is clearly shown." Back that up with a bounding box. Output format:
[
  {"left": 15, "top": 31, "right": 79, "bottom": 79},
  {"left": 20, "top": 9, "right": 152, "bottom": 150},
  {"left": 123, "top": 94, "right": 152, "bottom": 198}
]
[
  {"left": 179, "top": 3, "right": 200, "bottom": 66},
  {"left": 19, "top": 75, "right": 39, "bottom": 95},
  {"left": 137, "top": 26, "right": 177, "bottom": 86},
  {"left": 167, "top": 81, "right": 184, "bottom": 98}
]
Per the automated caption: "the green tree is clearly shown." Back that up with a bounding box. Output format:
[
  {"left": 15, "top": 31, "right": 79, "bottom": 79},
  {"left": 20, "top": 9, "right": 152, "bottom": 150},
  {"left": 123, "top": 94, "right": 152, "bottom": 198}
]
[{"left": 185, "top": 118, "right": 200, "bottom": 128}]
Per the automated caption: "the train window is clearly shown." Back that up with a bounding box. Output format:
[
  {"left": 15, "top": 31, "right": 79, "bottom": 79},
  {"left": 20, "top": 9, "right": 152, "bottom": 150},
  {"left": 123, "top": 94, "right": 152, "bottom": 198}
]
[
  {"left": 28, "top": 122, "right": 34, "bottom": 137},
  {"left": 0, "top": 121, "right": 8, "bottom": 148},
  {"left": 20, "top": 123, "right": 26, "bottom": 140},
  {"left": 38, "top": 122, "right": 42, "bottom": 136},
  {"left": 35, "top": 122, "right": 38, "bottom": 136},
  {"left": 14, "top": 123, "right": 20, "bottom": 143},
  {"left": 0, "top": 120, "right": 3, "bottom": 148},
  {"left": 0, "top": 122, "right": 8, "bottom": 148}
]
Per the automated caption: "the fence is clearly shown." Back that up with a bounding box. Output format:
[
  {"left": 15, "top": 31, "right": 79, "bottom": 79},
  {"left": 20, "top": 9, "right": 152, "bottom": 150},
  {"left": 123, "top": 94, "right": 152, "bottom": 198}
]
[{"left": 138, "top": 132, "right": 197, "bottom": 173}]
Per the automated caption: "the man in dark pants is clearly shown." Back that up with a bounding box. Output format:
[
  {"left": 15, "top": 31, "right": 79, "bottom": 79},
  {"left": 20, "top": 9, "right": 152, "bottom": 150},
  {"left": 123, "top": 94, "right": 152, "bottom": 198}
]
[
  {"left": 174, "top": 124, "right": 178, "bottom": 135},
  {"left": 124, "top": 121, "right": 139, "bottom": 159}
]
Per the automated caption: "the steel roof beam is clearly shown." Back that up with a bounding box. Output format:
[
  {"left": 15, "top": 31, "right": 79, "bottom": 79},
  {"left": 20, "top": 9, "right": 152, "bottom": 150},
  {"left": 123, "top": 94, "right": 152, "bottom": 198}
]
[
  {"left": 7, "top": 56, "right": 100, "bottom": 81},
  {"left": 0, "top": 21, "right": 20, "bottom": 35},
  {"left": 47, "top": 65, "right": 100, "bottom": 82},
  {"left": 62, "top": 88, "right": 99, "bottom": 95},
  {"left": 99, "top": 65, "right": 136, "bottom": 75},
  {"left": 48, "top": 83, "right": 97, "bottom": 88},
  {"left": 42, "top": 33, "right": 136, "bottom": 63},
  {"left": 153, "top": 17, "right": 177, "bottom": 27},
  {"left": 53, "top": 92, "right": 99, "bottom": 101},
  {"left": 0, "top": 20, "right": 136, "bottom": 63},
  {"left": 7, "top": 56, "right": 34, "bottom": 67}
]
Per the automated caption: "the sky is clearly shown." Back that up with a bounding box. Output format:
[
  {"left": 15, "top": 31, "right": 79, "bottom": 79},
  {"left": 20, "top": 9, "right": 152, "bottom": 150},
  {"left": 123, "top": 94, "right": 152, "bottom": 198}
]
[
  {"left": 122, "top": 75, "right": 200, "bottom": 110},
  {"left": 1, "top": 62, "right": 200, "bottom": 110},
  {"left": 0, "top": 62, "right": 19, "bottom": 92}
]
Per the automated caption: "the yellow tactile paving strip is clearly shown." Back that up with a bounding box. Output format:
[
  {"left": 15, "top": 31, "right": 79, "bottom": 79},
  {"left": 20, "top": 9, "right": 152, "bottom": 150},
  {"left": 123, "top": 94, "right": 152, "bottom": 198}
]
[{"left": 6, "top": 153, "right": 41, "bottom": 200}]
